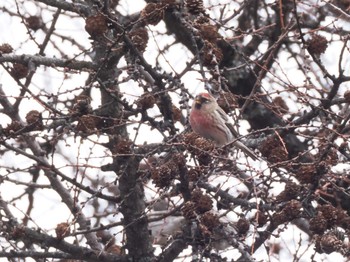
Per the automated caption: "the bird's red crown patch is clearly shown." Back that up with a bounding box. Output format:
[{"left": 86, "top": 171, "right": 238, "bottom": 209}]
[{"left": 198, "top": 92, "right": 212, "bottom": 99}]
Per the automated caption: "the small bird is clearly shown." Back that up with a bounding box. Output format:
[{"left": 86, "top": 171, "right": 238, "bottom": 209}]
[{"left": 189, "top": 92, "right": 258, "bottom": 160}]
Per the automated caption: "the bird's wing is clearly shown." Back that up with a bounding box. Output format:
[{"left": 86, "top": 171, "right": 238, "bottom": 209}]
[
  {"left": 218, "top": 107, "right": 259, "bottom": 160},
  {"left": 216, "top": 107, "right": 230, "bottom": 122},
  {"left": 216, "top": 107, "right": 240, "bottom": 138},
  {"left": 225, "top": 122, "right": 240, "bottom": 138}
]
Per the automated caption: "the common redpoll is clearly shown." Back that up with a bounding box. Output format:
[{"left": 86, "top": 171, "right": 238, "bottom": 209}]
[{"left": 189, "top": 92, "right": 258, "bottom": 160}]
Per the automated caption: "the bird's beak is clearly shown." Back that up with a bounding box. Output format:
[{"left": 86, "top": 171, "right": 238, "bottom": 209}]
[
  {"left": 195, "top": 96, "right": 202, "bottom": 105},
  {"left": 194, "top": 96, "right": 203, "bottom": 109}
]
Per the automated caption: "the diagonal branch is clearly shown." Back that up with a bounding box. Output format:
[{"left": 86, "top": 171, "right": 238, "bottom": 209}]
[{"left": 34, "top": 0, "right": 91, "bottom": 16}]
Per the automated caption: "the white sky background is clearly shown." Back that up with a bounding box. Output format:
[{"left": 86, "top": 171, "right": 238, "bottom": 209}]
[{"left": 0, "top": 0, "right": 349, "bottom": 261}]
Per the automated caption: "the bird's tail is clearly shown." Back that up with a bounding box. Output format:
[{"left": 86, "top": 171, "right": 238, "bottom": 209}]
[{"left": 232, "top": 140, "right": 259, "bottom": 160}]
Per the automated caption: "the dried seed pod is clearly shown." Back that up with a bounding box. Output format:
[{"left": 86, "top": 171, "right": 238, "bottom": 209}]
[
  {"left": 236, "top": 217, "right": 250, "bottom": 235},
  {"left": 173, "top": 153, "right": 186, "bottom": 166},
  {"left": 112, "top": 138, "right": 133, "bottom": 155},
  {"left": 282, "top": 200, "right": 302, "bottom": 220},
  {"left": 25, "top": 16, "right": 44, "bottom": 31},
  {"left": 307, "top": 34, "right": 328, "bottom": 55},
  {"left": 295, "top": 164, "right": 317, "bottom": 184},
  {"left": 271, "top": 211, "right": 288, "bottom": 225},
  {"left": 182, "top": 201, "right": 196, "bottom": 219},
  {"left": 85, "top": 14, "right": 108, "bottom": 38},
  {"left": 188, "top": 167, "right": 201, "bottom": 182},
  {"left": 191, "top": 189, "right": 213, "bottom": 213},
  {"left": 151, "top": 158, "right": 179, "bottom": 188},
  {"left": 25, "top": 110, "right": 43, "bottom": 131},
  {"left": 55, "top": 222, "right": 70, "bottom": 239},
  {"left": 128, "top": 27, "right": 149, "bottom": 53},
  {"left": 184, "top": 131, "right": 215, "bottom": 165},
  {"left": 194, "top": 16, "right": 210, "bottom": 25},
  {"left": 276, "top": 182, "right": 301, "bottom": 202},
  {"left": 183, "top": 131, "right": 201, "bottom": 144},
  {"left": 4, "top": 121, "right": 23, "bottom": 136},
  {"left": 344, "top": 90, "right": 350, "bottom": 103},
  {"left": 193, "top": 136, "right": 215, "bottom": 151},
  {"left": 171, "top": 105, "right": 182, "bottom": 122},
  {"left": 10, "top": 63, "right": 29, "bottom": 79},
  {"left": 259, "top": 136, "right": 288, "bottom": 163},
  {"left": 309, "top": 214, "right": 327, "bottom": 234},
  {"left": 0, "top": 43, "right": 13, "bottom": 54},
  {"left": 76, "top": 115, "right": 98, "bottom": 133},
  {"left": 271, "top": 201, "right": 301, "bottom": 226},
  {"left": 72, "top": 95, "right": 92, "bottom": 116},
  {"left": 136, "top": 93, "right": 155, "bottom": 110},
  {"left": 198, "top": 24, "right": 221, "bottom": 43},
  {"left": 185, "top": 0, "right": 205, "bottom": 14},
  {"left": 319, "top": 233, "right": 342, "bottom": 254},
  {"left": 140, "top": 3, "right": 164, "bottom": 25},
  {"left": 317, "top": 204, "right": 350, "bottom": 228},
  {"left": 200, "top": 212, "right": 220, "bottom": 230},
  {"left": 201, "top": 40, "right": 223, "bottom": 66}
]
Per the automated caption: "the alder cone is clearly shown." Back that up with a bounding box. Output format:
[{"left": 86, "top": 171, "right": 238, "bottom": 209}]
[
  {"left": 128, "top": 27, "right": 149, "bottom": 53},
  {"left": 198, "top": 24, "right": 221, "bottom": 43},
  {"left": 236, "top": 218, "right": 250, "bottom": 235},
  {"left": 85, "top": 14, "right": 108, "bottom": 37},
  {"left": 11, "top": 63, "right": 29, "bottom": 79},
  {"left": 259, "top": 136, "right": 288, "bottom": 163},
  {"left": 185, "top": 0, "right": 205, "bottom": 14},
  {"left": 135, "top": 93, "right": 155, "bottom": 110},
  {"left": 0, "top": 43, "right": 13, "bottom": 54},
  {"left": 140, "top": 3, "right": 164, "bottom": 25},
  {"left": 25, "top": 110, "right": 43, "bottom": 130},
  {"left": 200, "top": 212, "right": 220, "bottom": 230},
  {"left": 191, "top": 189, "right": 213, "bottom": 213},
  {"left": 307, "top": 34, "right": 328, "bottom": 55},
  {"left": 55, "top": 222, "right": 70, "bottom": 239},
  {"left": 309, "top": 214, "right": 327, "bottom": 234},
  {"left": 76, "top": 115, "right": 99, "bottom": 133},
  {"left": 344, "top": 90, "right": 350, "bottom": 103},
  {"left": 319, "top": 233, "right": 342, "bottom": 254},
  {"left": 25, "top": 16, "right": 44, "bottom": 31},
  {"left": 201, "top": 41, "right": 223, "bottom": 66},
  {"left": 182, "top": 201, "right": 196, "bottom": 219},
  {"left": 4, "top": 121, "right": 23, "bottom": 136}
]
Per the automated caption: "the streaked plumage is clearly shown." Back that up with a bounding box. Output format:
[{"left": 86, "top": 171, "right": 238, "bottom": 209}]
[{"left": 189, "top": 92, "right": 258, "bottom": 160}]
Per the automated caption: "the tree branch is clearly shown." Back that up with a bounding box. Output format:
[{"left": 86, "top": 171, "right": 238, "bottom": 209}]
[{"left": 0, "top": 54, "right": 97, "bottom": 71}]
